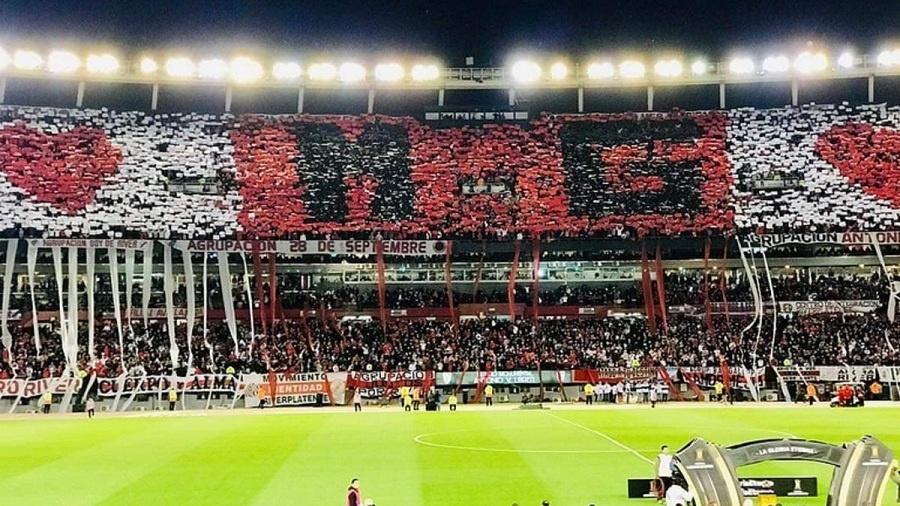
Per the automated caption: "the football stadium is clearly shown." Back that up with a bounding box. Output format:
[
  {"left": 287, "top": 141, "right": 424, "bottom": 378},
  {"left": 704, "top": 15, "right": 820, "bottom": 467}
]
[{"left": 2, "top": 1, "right": 900, "bottom": 505}]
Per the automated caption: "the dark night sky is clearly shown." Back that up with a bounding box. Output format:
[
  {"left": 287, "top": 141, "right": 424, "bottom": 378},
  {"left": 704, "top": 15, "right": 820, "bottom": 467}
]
[{"left": 0, "top": 1, "right": 898, "bottom": 65}]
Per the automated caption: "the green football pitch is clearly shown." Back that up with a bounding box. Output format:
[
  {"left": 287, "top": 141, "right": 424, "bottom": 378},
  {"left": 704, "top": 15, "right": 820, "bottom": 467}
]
[{"left": 1, "top": 404, "right": 898, "bottom": 505}]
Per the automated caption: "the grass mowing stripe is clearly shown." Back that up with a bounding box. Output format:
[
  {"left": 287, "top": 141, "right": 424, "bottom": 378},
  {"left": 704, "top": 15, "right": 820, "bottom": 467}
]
[
  {"left": 98, "top": 415, "right": 319, "bottom": 505},
  {"left": 544, "top": 411, "right": 653, "bottom": 464}
]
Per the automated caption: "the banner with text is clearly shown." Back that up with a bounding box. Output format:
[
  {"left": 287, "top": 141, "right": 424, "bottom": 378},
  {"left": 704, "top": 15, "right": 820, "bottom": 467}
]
[{"left": 173, "top": 239, "right": 447, "bottom": 256}]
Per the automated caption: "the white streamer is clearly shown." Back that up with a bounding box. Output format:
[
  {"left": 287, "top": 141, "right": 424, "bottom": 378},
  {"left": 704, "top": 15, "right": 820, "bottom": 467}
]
[
  {"left": 759, "top": 247, "right": 779, "bottom": 362},
  {"left": 85, "top": 247, "right": 96, "bottom": 360},
  {"left": 1, "top": 239, "right": 17, "bottom": 351},
  {"left": 217, "top": 251, "right": 238, "bottom": 348},
  {"left": 162, "top": 244, "right": 179, "bottom": 369},
  {"left": 66, "top": 247, "right": 80, "bottom": 368},
  {"left": 183, "top": 250, "right": 196, "bottom": 371},
  {"left": 124, "top": 249, "right": 135, "bottom": 325},
  {"left": 239, "top": 252, "right": 255, "bottom": 355},
  {"left": 51, "top": 247, "right": 69, "bottom": 364},
  {"left": 141, "top": 243, "right": 153, "bottom": 329},
  {"left": 107, "top": 248, "right": 124, "bottom": 369},
  {"left": 203, "top": 254, "right": 213, "bottom": 370},
  {"left": 25, "top": 242, "right": 40, "bottom": 353}
]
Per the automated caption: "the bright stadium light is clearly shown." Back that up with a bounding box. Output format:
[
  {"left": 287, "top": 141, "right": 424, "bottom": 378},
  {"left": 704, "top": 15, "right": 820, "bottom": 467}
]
[
  {"left": 877, "top": 49, "right": 900, "bottom": 67},
  {"left": 794, "top": 51, "right": 827, "bottom": 74},
  {"left": 762, "top": 55, "right": 790, "bottom": 73},
  {"left": 586, "top": 61, "right": 614, "bottom": 79},
  {"left": 374, "top": 62, "right": 404, "bottom": 82},
  {"left": 510, "top": 59, "right": 542, "bottom": 83},
  {"left": 549, "top": 61, "right": 568, "bottom": 80},
  {"left": 729, "top": 57, "right": 755, "bottom": 74},
  {"left": 619, "top": 60, "right": 645, "bottom": 79},
  {"left": 165, "top": 56, "right": 196, "bottom": 78},
  {"left": 13, "top": 50, "right": 43, "bottom": 71},
  {"left": 272, "top": 61, "right": 302, "bottom": 81},
  {"left": 653, "top": 59, "right": 683, "bottom": 78},
  {"left": 338, "top": 62, "right": 366, "bottom": 82},
  {"left": 197, "top": 58, "right": 228, "bottom": 80},
  {"left": 140, "top": 57, "right": 159, "bottom": 74},
  {"left": 0, "top": 48, "right": 9, "bottom": 71},
  {"left": 86, "top": 54, "right": 119, "bottom": 74},
  {"left": 410, "top": 63, "right": 440, "bottom": 81},
  {"left": 230, "top": 57, "right": 263, "bottom": 83},
  {"left": 837, "top": 51, "right": 855, "bottom": 69},
  {"left": 308, "top": 62, "right": 337, "bottom": 81},
  {"left": 47, "top": 50, "right": 81, "bottom": 74},
  {"left": 691, "top": 59, "right": 708, "bottom": 75}
]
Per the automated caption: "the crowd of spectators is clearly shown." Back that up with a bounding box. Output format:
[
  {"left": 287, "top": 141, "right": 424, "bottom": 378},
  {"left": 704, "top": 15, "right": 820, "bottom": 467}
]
[{"left": 3, "top": 309, "right": 899, "bottom": 381}]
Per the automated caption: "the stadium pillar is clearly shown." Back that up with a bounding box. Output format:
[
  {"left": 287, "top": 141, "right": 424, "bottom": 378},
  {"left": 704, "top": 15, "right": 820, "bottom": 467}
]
[
  {"left": 0, "top": 78, "right": 5, "bottom": 104},
  {"left": 76, "top": 81, "right": 85, "bottom": 108},
  {"left": 367, "top": 88, "right": 375, "bottom": 114},
  {"left": 791, "top": 79, "right": 798, "bottom": 106},
  {"left": 438, "top": 88, "right": 445, "bottom": 107},
  {"left": 868, "top": 75, "right": 875, "bottom": 103},
  {"left": 225, "top": 86, "right": 233, "bottom": 113},
  {"left": 151, "top": 84, "right": 159, "bottom": 111},
  {"left": 719, "top": 82, "right": 726, "bottom": 109},
  {"left": 647, "top": 85, "right": 654, "bottom": 111},
  {"left": 577, "top": 86, "right": 584, "bottom": 112},
  {"left": 508, "top": 88, "right": 516, "bottom": 107},
  {"left": 296, "top": 87, "right": 305, "bottom": 113}
]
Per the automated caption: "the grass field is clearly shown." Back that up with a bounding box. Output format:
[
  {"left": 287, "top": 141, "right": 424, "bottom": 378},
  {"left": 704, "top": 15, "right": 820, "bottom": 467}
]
[{"left": 1, "top": 404, "right": 898, "bottom": 505}]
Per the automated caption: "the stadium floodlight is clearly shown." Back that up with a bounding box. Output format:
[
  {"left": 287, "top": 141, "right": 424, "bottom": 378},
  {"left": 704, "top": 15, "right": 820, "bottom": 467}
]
[
  {"left": 47, "top": 50, "right": 81, "bottom": 74},
  {"left": 374, "top": 62, "right": 404, "bottom": 82},
  {"left": 165, "top": 56, "right": 196, "bottom": 78},
  {"left": 140, "top": 57, "right": 159, "bottom": 74},
  {"left": 690, "top": 59, "right": 708, "bottom": 75},
  {"left": 729, "top": 57, "right": 755, "bottom": 75},
  {"left": 837, "top": 51, "right": 855, "bottom": 69},
  {"left": 197, "top": 58, "right": 228, "bottom": 80},
  {"left": 230, "top": 57, "right": 263, "bottom": 83},
  {"left": 272, "top": 61, "right": 302, "bottom": 81},
  {"left": 13, "top": 49, "right": 43, "bottom": 71},
  {"left": 410, "top": 63, "right": 440, "bottom": 81},
  {"left": 338, "top": 62, "right": 366, "bottom": 82},
  {"left": 762, "top": 55, "right": 790, "bottom": 73},
  {"left": 0, "top": 48, "right": 9, "bottom": 71},
  {"left": 654, "top": 59, "right": 683, "bottom": 78},
  {"left": 877, "top": 49, "right": 900, "bottom": 67},
  {"left": 619, "top": 60, "right": 645, "bottom": 79},
  {"left": 510, "top": 59, "right": 542, "bottom": 84},
  {"left": 549, "top": 61, "right": 568, "bottom": 80},
  {"left": 308, "top": 62, "right": 338, "bottom": 81},
  {"left": 794, "top": 51, "right": 828, "bottom": 74},
  {"left": 86, "top": 54, "right": 119, "bottom": 74},
  {"left": 586, "top": 61, "right": 614, "bottom": 79}
]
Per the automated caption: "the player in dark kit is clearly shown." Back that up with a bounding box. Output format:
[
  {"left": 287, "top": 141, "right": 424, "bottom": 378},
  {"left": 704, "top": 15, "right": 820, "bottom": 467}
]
[{"left": 347, "top": 478, "right": 361, "bottom": 506}]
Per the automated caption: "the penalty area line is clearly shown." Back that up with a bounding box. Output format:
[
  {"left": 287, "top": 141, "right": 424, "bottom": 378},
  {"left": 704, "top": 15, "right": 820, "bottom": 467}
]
[{"left": 544, "top": 412, "right": 653, "bottom": 465}]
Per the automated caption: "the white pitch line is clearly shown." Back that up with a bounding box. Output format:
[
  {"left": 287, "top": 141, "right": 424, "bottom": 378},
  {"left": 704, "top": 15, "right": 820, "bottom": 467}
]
[
  {"left": 544, "top": 412, "right": 654, "bottom": 464},
  {"left": 413, "top": 431, "right": 656, "bottom": 455}
]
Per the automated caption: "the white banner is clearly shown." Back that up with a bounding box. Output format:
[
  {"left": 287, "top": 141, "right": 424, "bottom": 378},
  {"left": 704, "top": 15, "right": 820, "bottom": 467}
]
[
  {"left": 124, "top": 249, "right": 135, "bottom": 324},
  {"left": 777, "top": 300, "right": 880, "bottom": 314},
  {"left": 26, "top": 238, "right": 152, "bottom": 250},
  {"left": 173, "top": 239, "right": 448, "bottom": 256},
  {"left": 0, "top": 377, "right": 81, "bottom": 399},
  {"left": 183, "top": 250, "right": 196, "bottom": 370},
  {"left": 94, "top": 374, "right": 244, "bottom": 397},
  {"left": 66, "top": 246, "right": 79, "bottom": 366},
  {"left": 755, "top": 231, "right": 900, "bottom": 248}
]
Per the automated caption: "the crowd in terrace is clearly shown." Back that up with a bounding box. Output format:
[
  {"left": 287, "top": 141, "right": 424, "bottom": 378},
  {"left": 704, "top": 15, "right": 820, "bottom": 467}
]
[{"left": 2, "top": 309, "right": 899, "bottom": 381}]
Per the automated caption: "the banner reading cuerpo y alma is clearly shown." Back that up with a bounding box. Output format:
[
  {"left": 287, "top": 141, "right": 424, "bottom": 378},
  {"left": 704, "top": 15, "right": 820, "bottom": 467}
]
[
  {"left": 95, "top": 374, "right": 245, "bottom": 397},
  {"left": 172, "top": 239, "right": 447, "bottom": 256}
]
